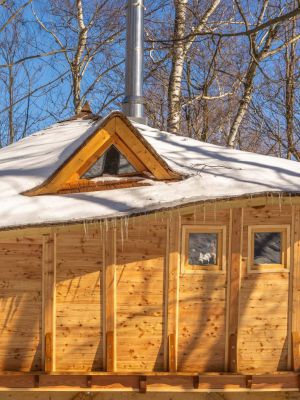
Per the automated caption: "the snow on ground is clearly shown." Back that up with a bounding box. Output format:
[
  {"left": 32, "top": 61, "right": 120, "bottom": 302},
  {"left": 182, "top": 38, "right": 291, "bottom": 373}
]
[{"left": 0, "top": 111, "right": 300, "bottom": 230}]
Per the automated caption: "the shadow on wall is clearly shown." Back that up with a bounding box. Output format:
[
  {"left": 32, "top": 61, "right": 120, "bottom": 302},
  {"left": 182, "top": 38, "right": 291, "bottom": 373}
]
[
  {"left": 0, "top": 240, "right": 42, "bottom": 372},
  {"left": 0, "top": 205, "right": 291, "bottom": 374}
]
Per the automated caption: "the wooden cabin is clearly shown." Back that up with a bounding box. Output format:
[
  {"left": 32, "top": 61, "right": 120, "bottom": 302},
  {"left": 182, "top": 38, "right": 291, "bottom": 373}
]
[{"left": 1, "top": 110, "right": 300, "bottom": 400}]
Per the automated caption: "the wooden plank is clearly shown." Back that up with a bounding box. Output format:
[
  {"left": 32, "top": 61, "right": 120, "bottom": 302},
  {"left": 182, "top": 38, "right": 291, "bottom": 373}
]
[
  {"left": 0, "top": 372, "right": 298, "bottom": 392},
  {"left": 115, "top": 118, "right": 178, "bottom": 180},
  {"left": 292, "top": 205, "right": 300, "bottom": 371},
  {"left": 168, "top": 334, "right": 176, "bottom": 372},
  {"left": 228, "top": 208, "right": 243, "bottom": 372},
  {"left": 113, "top": 135, "right": 147, "bottom": 172},
  {"left": 26, "top": 119, "right": 116, "bottom": 195},
  {"left": 42, "top": 232, "right": 56, "bottom": 372},
  {"left": 55, "top": 227, "right": 103, "bottom": 372},
  {"left": 105, "top": 226, "right": 117, "bottom": 372},
  {"left": 139, "top": 375, "right": 147, "bottom": 393},
  {"left": 167, "top": 214, "right": 180, "bottom": 372}
]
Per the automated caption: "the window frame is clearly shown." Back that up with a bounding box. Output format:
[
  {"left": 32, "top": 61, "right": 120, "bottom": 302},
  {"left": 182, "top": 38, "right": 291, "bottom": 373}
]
[
  {"left": 247, "top": 225, "right": 290, "bottom": 273},
  {"left": 181, "top": 225, "right": 226, "bottom": 274}
]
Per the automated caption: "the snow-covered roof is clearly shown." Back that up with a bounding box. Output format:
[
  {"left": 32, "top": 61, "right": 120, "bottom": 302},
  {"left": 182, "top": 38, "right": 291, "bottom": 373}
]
[{"left": 0, "top": 111, "right": 300, "bottom": 230}]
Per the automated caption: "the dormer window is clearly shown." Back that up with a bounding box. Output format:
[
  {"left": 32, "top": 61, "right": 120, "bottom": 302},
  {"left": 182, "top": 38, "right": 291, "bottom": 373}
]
[
  {"left": 82, "top": 146, "right": 136, "bottom": 179},
  {"left": 24, "top": 114, "right": 180, "bottom": 196}
]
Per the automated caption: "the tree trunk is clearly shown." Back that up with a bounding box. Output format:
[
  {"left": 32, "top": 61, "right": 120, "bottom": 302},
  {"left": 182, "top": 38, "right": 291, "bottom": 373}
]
[
  {"left": 285, "top": 16, "right": 298, "bottom": 160},
  {"left": 167, "top": 0, "right": 188, "bottom": 133},
  {"left": 227, "top": 59, "right": 258, "bottom": 148},
  {"left": 72, "top": 0, "right": 88, "bottom": 114},
  {"left": 167, "top": 0, "right": 220, "bottom": 134},
  {"left": 8, "top": 65, "right": 14, "bottom": 144}
]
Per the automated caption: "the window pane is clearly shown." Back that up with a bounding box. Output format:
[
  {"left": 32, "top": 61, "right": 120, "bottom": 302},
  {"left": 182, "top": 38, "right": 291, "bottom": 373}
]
[
  {"left": 188, "top": 233, "right": 218, "bottom": 266},
  {"left": 254, "top": 232, "right": 281, "bottom": 265},
  {"left": 82, "top": 146, "right": 136, "bottom": 179}
]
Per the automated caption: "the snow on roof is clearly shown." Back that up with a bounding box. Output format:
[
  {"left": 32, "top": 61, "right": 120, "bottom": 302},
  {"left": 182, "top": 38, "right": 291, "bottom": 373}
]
[{"left": 0, "top": 111, "right": 300, "bottom": 230}]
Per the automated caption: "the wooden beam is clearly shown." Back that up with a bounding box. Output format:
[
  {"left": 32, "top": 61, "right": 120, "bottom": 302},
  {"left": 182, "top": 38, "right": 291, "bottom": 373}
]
[
  {"left": 139, "top": 375, "right": 147, "bottom": 393},
  {"left": 228, "top": 208, "right": 243, "bottom": 372},
  {"left": 105, "top": 226, "right": 117, "bottom": 372},
  {"left": 113, "top": 135, "right": 147, "bottom": 173},
  {"left": 42, "top": 232, "right": 56, "bottom": 372},
  {"left": 166, "top": 214, "right": 180, "bottom": 372},
  {"left": 25, "top": 119, "right": 116, "bottom": 195},
  {"left": 115, "top": 118, "right": 179, "bottom": 180},
  {"left": 292, "top": 206, "right": 300, "bottom": 371},
  {"left": 0, "top": 372, "right": 299, "bottom": 391}
]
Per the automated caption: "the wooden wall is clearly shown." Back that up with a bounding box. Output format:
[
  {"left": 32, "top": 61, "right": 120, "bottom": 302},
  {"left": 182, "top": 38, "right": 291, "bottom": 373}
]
[
  {"left": 0, "top": 201, "right": 297, "bottom": 374},
  {"left": 177, "top": 209, "right": 229, "bottom": 372},
  {"left": 0, "top": 237, "right": 42, "bottom": 371},
  {"left": 238, "top": 206, "right": 291, "bottom": 373},
  {"left": 56, "top": 226, "right": 103, "bottom": 371},
  {"left": 116, "top": 219, "right": 166, "bottom": 371}
]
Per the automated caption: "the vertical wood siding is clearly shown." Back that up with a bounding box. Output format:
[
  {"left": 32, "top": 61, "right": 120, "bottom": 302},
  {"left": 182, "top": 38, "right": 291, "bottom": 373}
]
[
  {"left": 177, "top": 210, "right": 229, "bottom": 371},
  {"left": 0, "top": 202, "right": 295, "bottom": 374},
  {"left": 116, "top": 220, "right": 167, "bottom": 371},
  {"left": 56, "top": 227, "right": 103, "bottom": 371},
  {"left": 238, "top": 206, "right": 292, "bottom": 372},
  {"left": 0, "top": 238, "right": 42, "bottom": 371}
]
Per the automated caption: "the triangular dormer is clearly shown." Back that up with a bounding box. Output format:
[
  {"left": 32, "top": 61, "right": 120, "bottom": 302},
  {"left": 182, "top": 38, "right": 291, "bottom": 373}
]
[{"left": 25, "top": 113, "right": 181, "bottom": 196}]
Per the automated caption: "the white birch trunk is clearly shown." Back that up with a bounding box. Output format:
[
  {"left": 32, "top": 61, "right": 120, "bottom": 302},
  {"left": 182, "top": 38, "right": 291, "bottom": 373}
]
[
  {"left": 167, "top": 0, "right": 188, "bottom": 133},
  {"left": 72, "top": 0, "right": 88, "bottom": 114},
  {"left": 167, "top": 0, "right": 220, "bottom": 133}
]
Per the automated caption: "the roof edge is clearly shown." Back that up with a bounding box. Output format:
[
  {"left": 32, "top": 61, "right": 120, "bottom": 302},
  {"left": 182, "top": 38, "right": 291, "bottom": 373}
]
[{"left": 1, "top": 191, "right": 299, "bottom": 233}]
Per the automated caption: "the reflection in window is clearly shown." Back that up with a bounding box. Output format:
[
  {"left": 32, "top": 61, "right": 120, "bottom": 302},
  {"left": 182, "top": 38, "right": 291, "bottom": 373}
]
[
  {"left": 188, "top": 233, "right": 218, "bottom": 266},
  {"left": 254, "top": 232, "right": 281, "bottom": 265},
  {"left": 82, "top": 146, "right": 136, "bottom": 179}
]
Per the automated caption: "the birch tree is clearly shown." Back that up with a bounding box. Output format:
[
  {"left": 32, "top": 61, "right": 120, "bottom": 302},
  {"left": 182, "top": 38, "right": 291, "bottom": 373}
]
[{"left": 167, "top": 0, "right": 220, "bottom": 133}]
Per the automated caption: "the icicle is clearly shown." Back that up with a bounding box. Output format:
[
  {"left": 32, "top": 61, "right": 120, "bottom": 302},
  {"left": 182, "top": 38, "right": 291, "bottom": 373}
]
[
  {"left": 99, "top": 220, "right": 103, "bottom": 239},
  {"left": 278, "top": 193, "right": 282, "bottom": 213},
  {"left": 124, "top": 216, "right": 129, "bottom": 239},
  {"left": 214, "top": 201, "right": 217, "bottom": 221},
  {"left": 120, "top": 217, "right": 124, "bottom": 251},
  {"left": 83, "top": 220, "right": 88, "bottom": 239},
  {"left": 203, "top": 204, "right": 206, "bottom": 222}
]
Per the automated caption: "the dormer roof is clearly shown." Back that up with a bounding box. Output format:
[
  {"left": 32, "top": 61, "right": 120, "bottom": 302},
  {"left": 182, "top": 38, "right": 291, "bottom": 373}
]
[{"left": 0, "top": 111, "right": 300, "bottom": 230}]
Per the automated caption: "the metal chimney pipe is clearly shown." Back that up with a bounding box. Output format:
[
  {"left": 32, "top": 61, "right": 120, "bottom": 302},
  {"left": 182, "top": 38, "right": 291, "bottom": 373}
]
[{"left": 122, "top": 0, "right": 147, "bottom": 124}]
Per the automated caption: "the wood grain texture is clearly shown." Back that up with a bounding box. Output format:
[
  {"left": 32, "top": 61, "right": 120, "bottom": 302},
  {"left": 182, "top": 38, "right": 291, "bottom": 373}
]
[
  {"left": 292, "top": 206, "right": 300, "bottom": 371},
  {"left": 104, "top": 227, "right": 116, "bottom": 372},
  {"left": 116, "top": 219, "right": 167, "bottom": 372},
  {"left": 238, "top": 205, "right": 292, "bottom": 373},
  {"left": 0, "top": 239, "right": 43, "bottom": 371},
  {"left": 178, "top": 209, "right": 229, "bottom": 372},
  {"left": 42, "top": 232, "right": 56, "bottom": 372},
  {"left": 55, "top": 226, "right": 103, "bottom": 372},
  {"left": 228, "top": 208, "right": 243, "bottom": 372},
  {"left": 167, "top": 214, "right": 180, "bottom": 372}
]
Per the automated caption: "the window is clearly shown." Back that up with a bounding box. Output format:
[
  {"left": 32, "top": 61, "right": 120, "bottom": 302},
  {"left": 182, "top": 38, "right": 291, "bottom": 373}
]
[
  {"left": 82, "top": 145, "right": 136, "bottom": 179},
  {"left": 248, "top": 225, "right": 290, "bottom": 272},
  {"left": 181, "top": 225, "right": 226, "bottom": 273}
]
